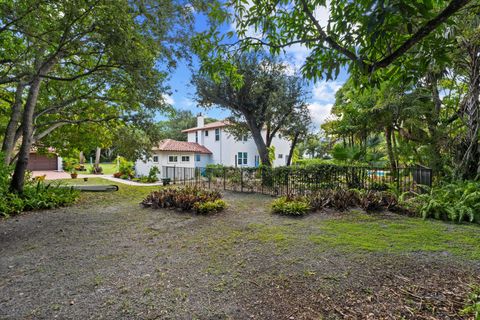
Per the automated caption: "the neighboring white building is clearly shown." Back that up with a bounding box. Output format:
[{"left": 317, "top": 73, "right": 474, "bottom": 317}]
[{"left": 135, "top": 115, "right": 292, "bottom": 177}]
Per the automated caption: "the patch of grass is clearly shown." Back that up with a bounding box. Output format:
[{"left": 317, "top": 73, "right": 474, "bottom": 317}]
[
  {"left": 56, "top": 178, "right": 159, "bottom": 205},
  {"left": 309, "top": 213, "right": 480, "bottom": 259},
  {"left": 246, "top": 223, "right": 294, "bottom": 247}
]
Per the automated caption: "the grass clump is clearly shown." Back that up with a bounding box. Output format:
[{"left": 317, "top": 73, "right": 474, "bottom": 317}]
[
  {"left": 271, "top": 196, "right": 311, "bottom": 216},
  {"left": 141, "top": 185, "right": 226, "bottom": 214}
]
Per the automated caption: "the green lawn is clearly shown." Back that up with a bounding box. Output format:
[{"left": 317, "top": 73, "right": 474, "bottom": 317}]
[{"left": 82, "top": 162, "right": 117, "bottom": 174}]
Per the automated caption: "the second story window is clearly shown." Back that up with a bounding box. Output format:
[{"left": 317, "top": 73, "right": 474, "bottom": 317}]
[
  {"left": 242, "top": 135, "right": 248, "bottom": 141},
  {"left": 168, "top": 155, "right": 177, "bottom": 163},
  {"left": 195, "top": 154, "right": 201, "bottom": 162},
  {"left": 215, "top": 128, "right": 220, "bottom": 141},
  {"left": 195, "top": 131, "right": 198, "bottom": 143},
  {"left": 205, "top": 130, "right": 209, "bottom": 137},
  {"left": 181, "top": 156, "right": 190, "bottom": 162},
  {"left": 153, "top": 155, "right": 159, "bottom": 163}
]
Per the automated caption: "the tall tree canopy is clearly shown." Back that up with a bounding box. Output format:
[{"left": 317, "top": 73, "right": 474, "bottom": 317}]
[
  {"left": 0, "top": 0, "right": 208, "bottom": 192},
  {"left": 193, "top": 53, "right": 311, "bottom": 166}
]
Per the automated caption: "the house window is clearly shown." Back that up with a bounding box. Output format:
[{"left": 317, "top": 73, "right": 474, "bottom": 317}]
[
  {"left": 195, "top": 132, "right": 198, "bottom": 143},
  {"left": 215, "top": 128, "right": 220, "bottom": 141},
  {"left": 242, "top": 135, "right": 248, "bottom": 141},
  {"left": 153, "top": 155, "right": 159, "bottom": 163},
  {"left": 195, "top": 154, "right": 201, "bottom": 162},
  {"left": 237, "top": 152, "right": 247, "bottom": 165},
  {"left": 181, "top": 156, "right": 190, "bottom": 162},
  {"left": 205, "top": 130, "right": 209, "bottom": 137},
  {"left": 168, "top": 155, "right": 177, "bottom": 163},
  {"left": 278, "top": 154, "right": 283, "bottom": 159}
]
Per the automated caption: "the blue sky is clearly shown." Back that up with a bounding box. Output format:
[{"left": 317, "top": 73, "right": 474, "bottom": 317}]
[{"left": 161, "top": 6, "right": 349, "bottom": 130}]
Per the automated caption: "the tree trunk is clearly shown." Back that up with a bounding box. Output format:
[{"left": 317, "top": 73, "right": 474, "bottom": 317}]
[
  {"left": 10, "top": 54, "right": 58, "bottom": 193},
  {"left": 10, "top": 77, "right": 42, "bottom": 193},
  {"left": 385, "top": 126, "right": 397, "bottom": 173},
  {"left": 79, "top": 151, "right": 85, "bottom": 164},
  {"left": 286, "top": 133, "right": 300, "bottom": 166},
  {"left": 95, "top": 147, "right": 101, "bottom": 166},
  {"left": 2, "top": 82, "right": 25, "bottom": 164},
  {"left": 457, "top": 42, "right": 480, "bottom": 180},
  {"left": 426, "top": 72, "right": 444, "bottom": 174},
  {"left": 246, "top": 118, "right": 270, "bottom": 166}
]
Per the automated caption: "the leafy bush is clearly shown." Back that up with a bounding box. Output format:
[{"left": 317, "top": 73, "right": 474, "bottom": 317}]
[
  {"left": 355, "top": 190, "right": 398, "bottom": 212},
  {"left": 115, "top": 156, "right": 134, "bottom": 179},
  {"left": 308, "top": 188, "right": 359, "bottom": 211},
  {"left": 271, "top": 196, "right": 311, "bottom": 216},
  {"left": 411, "top": 181, "right": 480, "bottom": 223},
  {"left": 141, "top": 186, "right": 225, "bottom": 214},
  {"left": 0, "top": 155, "right": 79, "bottom": 217},
  {"left": 63, "top": 157, "right": 79, "bottom": 172},
  {"left": 194, "top": 199, "right": 227, "bottom": 214},
  {"left": 147, "top": 166, "right": 160, "bottom": 182}
]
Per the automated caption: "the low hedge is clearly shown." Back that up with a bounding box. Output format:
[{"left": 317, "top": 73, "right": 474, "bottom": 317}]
[{"left": 141, "top": 186, "right": 226, "bottom": 214}]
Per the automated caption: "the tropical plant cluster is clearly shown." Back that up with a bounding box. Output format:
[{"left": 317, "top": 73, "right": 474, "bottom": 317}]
[
  {"left": 271, "top": 188, "right": 399, "bottom": 216},
  {"left": 133, "top": 167, "right": 160, "bottom": 183},
  {"left": 113, "top": 157, "right": 135, "bottom": 180},
  {"left": 407, "top": 181, "right": 480, "bottom": 224},
  {"left": 0, "top": 155, "right": 79, "bottom": 217},
  {"left": 141, "top": 186, "right": 226, "bottom": 215}
]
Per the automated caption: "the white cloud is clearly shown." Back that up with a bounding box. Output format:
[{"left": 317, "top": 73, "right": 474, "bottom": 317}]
[
  {"left": 162, "top": 94, "right": 174, "bottom": 106},
  {"left": 312, "top": 80, "right": 343, "bottom": 102},
  {"left": 308, "top": 102, "right": 336, "bottom": 128}
]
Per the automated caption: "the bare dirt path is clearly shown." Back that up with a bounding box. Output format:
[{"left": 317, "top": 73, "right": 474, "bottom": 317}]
[{"left": 1, "top": 179, "right": 479, "bottom": 319}]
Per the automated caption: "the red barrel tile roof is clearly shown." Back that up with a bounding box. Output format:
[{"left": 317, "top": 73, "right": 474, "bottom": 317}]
[{"left": 153, "top": 139, "right": 212, "bottom": 154}]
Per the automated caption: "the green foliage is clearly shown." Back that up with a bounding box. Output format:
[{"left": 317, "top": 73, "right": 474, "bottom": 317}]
[
  {"left": 63, "top": 158, "right": 79, "bottom": 173},
  {"left": 460, "top": 286, "right": 480, "bottom": 319},
  {"left": 413, "top": 181, "right": 480, "bottom": 224},
  {"left": 116, "top": 157, "right": 134, "bottom": 179},
  {"left": 141, "top": 186, "right": 225, "bottom": 215},
  {"left": 147, "top": 166, "right": 160, "bottom": 183},
  {"left": 271, "top": 196, "right": 311, "bottom": 216},
  {"left": 308, "top": 188, "right": 360, "bottom": 212},
  {"left": 194, "top": 199, "right": 227, "bottom": 215},
  {"left": 0, "top": 154, "right": 79, "bottom": 217}
]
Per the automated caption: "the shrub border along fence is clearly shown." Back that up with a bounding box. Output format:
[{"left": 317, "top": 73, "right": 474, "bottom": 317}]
[{"left": 161, "top": 164, "right": 432, "bottom": 196}]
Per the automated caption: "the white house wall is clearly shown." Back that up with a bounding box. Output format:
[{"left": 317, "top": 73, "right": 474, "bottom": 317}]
[
  {"left": 135, "top": 151, "right": 197, "bottom": 177},
  {"left": 188, "top": 127, "right": 291, "bottom": 167}
]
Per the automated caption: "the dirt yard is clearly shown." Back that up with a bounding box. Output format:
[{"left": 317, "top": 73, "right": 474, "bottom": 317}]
[{"left": 1, "top": 178, "right": 479, "bottom": 319}]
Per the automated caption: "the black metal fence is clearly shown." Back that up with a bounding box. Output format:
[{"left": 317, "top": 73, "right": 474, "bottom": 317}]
[{"left": 162, "top": 165, "right": 432, "bottom": 196}]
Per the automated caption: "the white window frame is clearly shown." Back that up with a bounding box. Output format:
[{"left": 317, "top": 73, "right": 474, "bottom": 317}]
[
  {"left": 195, "top": 131, "right": 198, "bottom": 143},
  {"left": 215, "top": 128, "right": 220, "bottom": 141},
  {"left": 278, "top": 154, "right": 283, "bottom": 159},
  {"left": 237, "top": 152, "right": 247, "bottom": 165},
  {"left": 205, "top": 130, "right": 209, "bottom": 137},
  {"left": 152, "top": 155, "right": 159, "bottom": 163},
  {"left": 195, "top": 154, "right": 201, "bottom": 162},
  {"left": 168, "top": 155, "right": 178, "bottom": 163},
  {"left": 181, "top": 155, "right": 190, "bottom": 162},
  {"left": 242, "top": 135, "right": 248, "bottom": 141}
]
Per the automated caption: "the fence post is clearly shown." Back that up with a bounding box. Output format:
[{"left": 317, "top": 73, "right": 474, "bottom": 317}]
[
  {"left": 240, "top": 168, "right": 243, "bottom": 192},
  {"left": 173, "top": 165, "right": 176, "bottom": 184},
  {"left": 223, "top": 167, "right": 226, "bottom": 190}
]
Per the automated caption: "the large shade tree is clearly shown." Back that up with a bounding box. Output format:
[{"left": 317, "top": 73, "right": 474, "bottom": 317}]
[
  {"left": 0, "top": 0, "right": 207, "bottom": 192},
  {"left": 193, "top": 53, "right": 310, "bottom": 166}
]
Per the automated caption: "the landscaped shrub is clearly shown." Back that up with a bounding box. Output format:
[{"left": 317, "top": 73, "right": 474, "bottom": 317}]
[
  {"left": 0, "top": 154, "right": 79, "bottom": 217},
  {"left": 355, "top": 190, "right": 398, "bottom": 212},
  {"left": 308, "top": 188, "right": 359, "bottom": 211},
  {"left": 409, "top": 181, "right": 480, "bottom": 223},
  {"left": 194, "top": 199, "right": 227, "bottom": 214},
  {"left": 115, "top": 156, "right": 134, "bottom": 179},
  {"left": 271, "top": 196, "right": 311, "bottom": 216},
  {"left": 141, "top": 186, "right": 225, "bottom": 214}
]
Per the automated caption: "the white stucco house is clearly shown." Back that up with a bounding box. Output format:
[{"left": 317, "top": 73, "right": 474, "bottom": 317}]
[{"left": 135, "top": 115, "right": 292, "bottom": 177}]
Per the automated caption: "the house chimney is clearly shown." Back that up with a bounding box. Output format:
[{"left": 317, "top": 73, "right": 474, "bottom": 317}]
[{"left": 197, "top": 113, "right": 204, "bottom": 128}]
